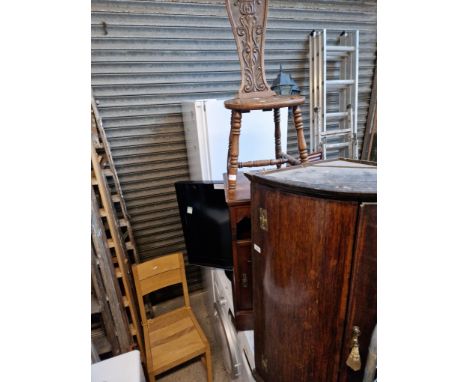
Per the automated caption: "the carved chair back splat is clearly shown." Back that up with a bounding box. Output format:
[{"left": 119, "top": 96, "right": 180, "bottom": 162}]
[{"left": 225, "top": 0, "right": 274, "bottom": 99}]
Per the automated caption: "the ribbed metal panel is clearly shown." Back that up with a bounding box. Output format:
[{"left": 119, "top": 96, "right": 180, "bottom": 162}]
[{"left": 91, "top": 0, "right": 377, "bottom": 262}]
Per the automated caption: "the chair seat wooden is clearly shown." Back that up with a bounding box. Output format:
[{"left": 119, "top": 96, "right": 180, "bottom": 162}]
[
  {"left": 224, "top": 95, "right": 305, "bottom": 111},
  {"left": 133, "top": 253, "right": 212, "bottom": 382},
  {"left": 148, "top": 307, "right": 207, "bottom": 375}
]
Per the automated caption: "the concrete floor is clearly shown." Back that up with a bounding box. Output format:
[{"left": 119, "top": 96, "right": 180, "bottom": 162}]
[{"left": 153, "top": 290, "right": 231, "bottom": 382}]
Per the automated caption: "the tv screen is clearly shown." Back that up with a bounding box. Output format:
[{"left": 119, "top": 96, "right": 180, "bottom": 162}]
[{"left": 175, "top": 181, "right": 233, "bottom": 270}]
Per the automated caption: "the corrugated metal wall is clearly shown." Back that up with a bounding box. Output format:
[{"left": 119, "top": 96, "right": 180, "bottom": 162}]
[{"left": 91, "top": 0, "right": 377, "bottom": 262}]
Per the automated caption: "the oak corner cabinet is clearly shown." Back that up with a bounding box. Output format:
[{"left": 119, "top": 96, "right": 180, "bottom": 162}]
[{"left": 247, "top": 159, "right": 377, "bottom": 382}]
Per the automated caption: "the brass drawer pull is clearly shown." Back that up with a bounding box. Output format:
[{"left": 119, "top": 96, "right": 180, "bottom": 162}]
[{"left": 346, "top": 326, "right": 361, "bottom": 371}]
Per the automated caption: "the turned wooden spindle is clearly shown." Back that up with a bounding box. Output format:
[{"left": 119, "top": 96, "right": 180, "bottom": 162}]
[
  {"left": 227, "top": 111, "right": 235, "bottom": 169},
  {"left": 228, "top": 110, "right": 242, "bottom": 189},
  {"left": 274, "top": 108, "right": 282, "bottom": 169},
  {"left": 239, "top": 157, "right": 289, "bottom": 168},
  {"left": 292, "top": 106, "right": 309, "bottom": 163}
]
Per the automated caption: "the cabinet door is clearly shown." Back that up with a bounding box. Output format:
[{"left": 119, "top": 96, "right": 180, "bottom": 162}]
[
  {"left": 339, "top": 203, "right": 377, "bottom": 382},
  {"left": 252, "top": 184, "right": 359, "bottom": 382}
]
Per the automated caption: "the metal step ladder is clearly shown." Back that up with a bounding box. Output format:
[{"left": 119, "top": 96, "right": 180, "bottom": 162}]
[{"left": 309, "top": 29, "right": 359, "bottom": 159}]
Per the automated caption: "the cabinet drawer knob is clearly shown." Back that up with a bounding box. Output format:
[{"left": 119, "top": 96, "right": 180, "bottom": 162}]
[{"left": 346, "top": 326, "right": 361, "bottom": 371}]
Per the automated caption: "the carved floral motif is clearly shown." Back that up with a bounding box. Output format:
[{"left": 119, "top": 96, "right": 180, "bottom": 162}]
[{"left": 233, "top": 0, "right": 268, "bottom": 94}]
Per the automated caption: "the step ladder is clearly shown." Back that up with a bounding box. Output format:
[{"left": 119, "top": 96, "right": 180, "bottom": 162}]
[{"left": 309, "top": 29, "right": 359, "bottom": 159}]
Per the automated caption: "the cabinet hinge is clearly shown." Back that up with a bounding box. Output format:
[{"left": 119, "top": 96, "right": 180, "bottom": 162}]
[{"left": 259, "top": 208, "right": 268, "bottom": 231}]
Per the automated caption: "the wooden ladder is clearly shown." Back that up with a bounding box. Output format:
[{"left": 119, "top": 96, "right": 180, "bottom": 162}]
[
  {"left": 91, "top": 99, "right": 145, "bottom": 362},
  {"left": 91, "top": 98, "right": 140, "bottom": 264}
]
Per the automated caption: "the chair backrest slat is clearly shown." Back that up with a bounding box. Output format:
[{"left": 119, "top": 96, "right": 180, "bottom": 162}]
[
  {"left": 133, "top": 253, "right": 189, "bottom": 302},
  {"left": 134, "top": 253, "right": 181, "bottom": 281},
  {"left": 139, "top": 268, "right": 182, "bottom": 296}
]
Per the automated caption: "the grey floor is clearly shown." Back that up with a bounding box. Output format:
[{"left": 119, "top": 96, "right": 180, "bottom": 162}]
[{"left": 154, "top": 290, "right": 231, "bottom": 382}]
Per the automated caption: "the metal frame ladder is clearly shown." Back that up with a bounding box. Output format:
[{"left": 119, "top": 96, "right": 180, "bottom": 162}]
[{"left": 309, "top": 29, "right": 359, "bottom": 159}]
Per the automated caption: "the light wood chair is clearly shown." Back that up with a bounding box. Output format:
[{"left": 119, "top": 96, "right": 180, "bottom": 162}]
[{"left": 132, "top": 252, "right": 212, "bottom": 382}]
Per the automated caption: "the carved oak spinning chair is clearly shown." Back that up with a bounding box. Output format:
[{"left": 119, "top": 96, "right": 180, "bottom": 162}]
[
  {"left": 224, "top": 0, "right": 309, "bottom": 189},
  {"left": 132, "top": 252, "right": 212, "bottom": 382}
]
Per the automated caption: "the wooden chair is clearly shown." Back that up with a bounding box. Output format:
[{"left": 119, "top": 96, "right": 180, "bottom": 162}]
[
  {"left": 132, "top": 252, "right": 212, "bottom": 382},
  {"left": 224, "top": 0, "right": 309, "bottom": 189}
]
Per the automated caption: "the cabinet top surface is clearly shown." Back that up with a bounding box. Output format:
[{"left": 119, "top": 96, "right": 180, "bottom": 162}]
[{"left": 246, "top": 159, "right": 377, "bottom": 201}]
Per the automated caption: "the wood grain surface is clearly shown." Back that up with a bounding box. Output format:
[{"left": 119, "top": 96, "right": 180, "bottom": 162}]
[
  {"left": 252, "top": 184, "right": 358, "bottom": 381},
  {"left": 224, "top": 95, "right": 304, "bottom": 111},
  {"left": 250, "top": 160, "right": 377, "bottom": 381},
  {"left": 338, "top": 203, "right": 377, "bottom": 382}
]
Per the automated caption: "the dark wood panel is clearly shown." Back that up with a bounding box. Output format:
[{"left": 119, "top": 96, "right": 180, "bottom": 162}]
[
  {"left": 236, "top": 241, "right": 253, "bottom": 311},
  {"left": 229, "top": 202, "right": 253, "bottom": 330},
  {"left": 224, "top": 172, "right": 254, "bottom": 330},
  {"left": 339, "top": 203, "right": 377, "bottom": 382},
  {"left": 252, "top": 183, "right": 359, "bottom": 381}
]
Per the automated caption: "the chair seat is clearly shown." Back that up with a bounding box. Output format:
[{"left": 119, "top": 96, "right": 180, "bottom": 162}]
[
  {"left": 224, "top": 94, "right": 305, "bottom": 111},
  {"left": 148, "top": 307, "right": 207, "bottom": 375}
]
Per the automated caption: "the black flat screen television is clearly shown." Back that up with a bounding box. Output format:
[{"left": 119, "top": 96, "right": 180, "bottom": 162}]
[{"left": 175, "top": 181, "right": 233, "bottom": 270}]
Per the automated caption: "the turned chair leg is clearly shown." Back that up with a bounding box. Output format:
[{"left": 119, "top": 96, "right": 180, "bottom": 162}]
[
  {"left": 227, "top": 115, "right": 233, "bottom": 174},
  {"left": 273, "top": 108, "right": 282, "bottom": 169},
  {"left": 227, "top": 110, "right": 242, "bottom": 190},
  {"left": 292, "top": 105, "right": 309, "bottom": 163}
]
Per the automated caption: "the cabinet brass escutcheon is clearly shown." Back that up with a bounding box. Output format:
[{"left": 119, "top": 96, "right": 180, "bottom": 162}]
[
  {"left": 241, "top": 272, "right": 248, "bottom": 288},
  {"left": 261, "top": 353, "right": 268, "bottom": 371}
]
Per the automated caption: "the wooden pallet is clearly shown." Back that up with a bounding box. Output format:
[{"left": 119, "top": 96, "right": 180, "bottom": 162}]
[
  {"left": 91, "top": 263, "right": 121, "bottom": 359},
  {"left": 92, "top": 203, "right": 132, "bottom": 356},
  {"left": 91, "top": 101, "right": 145, "bottom": 362}
]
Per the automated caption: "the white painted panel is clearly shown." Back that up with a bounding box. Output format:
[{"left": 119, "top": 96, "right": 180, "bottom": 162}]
[{"left": 91, "top": 350, "right": 145, "bottom": 382}]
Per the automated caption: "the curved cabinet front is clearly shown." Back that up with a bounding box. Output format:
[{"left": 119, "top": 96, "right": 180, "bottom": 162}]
[{"left": 249, "top": 160, "right": 377, "bottom": 382}]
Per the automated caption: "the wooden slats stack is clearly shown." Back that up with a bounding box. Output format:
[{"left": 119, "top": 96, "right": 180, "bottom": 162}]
[{"left": 91, "top": 99, "right": 145, "bottom": 363}]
